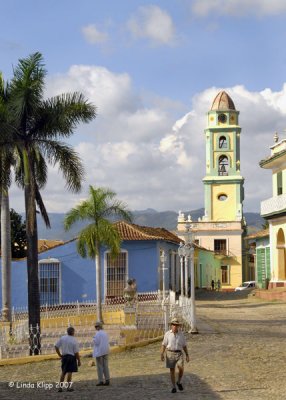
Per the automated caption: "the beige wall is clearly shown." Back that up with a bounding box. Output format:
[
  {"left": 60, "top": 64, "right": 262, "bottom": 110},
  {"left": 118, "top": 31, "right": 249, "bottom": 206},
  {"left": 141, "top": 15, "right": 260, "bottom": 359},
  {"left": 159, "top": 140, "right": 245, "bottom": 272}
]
[
  {"left": 270, "top": 217, "right": 286, "bottom": 281},
  {"left": 193, "top": 229, "right": 242, "bottom": 289}
]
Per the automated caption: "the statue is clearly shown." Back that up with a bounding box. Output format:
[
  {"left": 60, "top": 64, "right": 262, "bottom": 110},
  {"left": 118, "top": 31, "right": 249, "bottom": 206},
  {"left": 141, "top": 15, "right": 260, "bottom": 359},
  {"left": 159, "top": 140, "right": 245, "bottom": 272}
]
[{"left": 123, "top": 278, "right": 137, "bottom": 306}]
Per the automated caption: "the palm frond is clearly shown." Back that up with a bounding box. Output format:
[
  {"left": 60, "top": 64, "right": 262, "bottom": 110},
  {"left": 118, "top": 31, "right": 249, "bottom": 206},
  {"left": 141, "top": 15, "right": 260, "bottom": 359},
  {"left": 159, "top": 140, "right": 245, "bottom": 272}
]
[
  {"left": 0, "top": 151, "right": 13, "bottom": 190},
  {"left": 65, "top": 185, "right": 130, "bottom": 261},
  {"left": 38, "top": 140, "right": 85, "bottom": 193},
  {"left": 97, "top": 219, "right": 121, "bottom": 257},
  {"left": 9, "top": 52, "right": 46, "bottom": 126},
  {"left": 35, "top": 184, "right": 50, "bottom": 228},
  {"left": 31, "top": 92, "right": 96, "bottom": 139},
  {"left": 64, "top": 206, "right": 85, "bottom": 230},
  {"left": 32, "top": 147, "right": 48, "bottom": 189},
  {"left": 77, "top": 236, "right": 87, "bottom": 258},
  {"left": 104, "top": 199, "right": 133, "bottom": 222}
]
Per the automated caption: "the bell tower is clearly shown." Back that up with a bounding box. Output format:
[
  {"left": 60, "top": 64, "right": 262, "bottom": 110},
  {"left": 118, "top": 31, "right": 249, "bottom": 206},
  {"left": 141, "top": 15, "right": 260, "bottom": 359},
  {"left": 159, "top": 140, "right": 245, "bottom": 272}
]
[
  {"left": 203, "top": 91, "right": 244, "bottom": 222},
  {"left": 177, "top": 91, "right": 245, "bottom": 290}
]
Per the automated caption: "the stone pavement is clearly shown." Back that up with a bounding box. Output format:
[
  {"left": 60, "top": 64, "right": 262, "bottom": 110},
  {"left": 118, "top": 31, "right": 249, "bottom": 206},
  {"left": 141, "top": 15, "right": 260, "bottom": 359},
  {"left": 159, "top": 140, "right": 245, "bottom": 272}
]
[{"left": 0, "top": 292, "right": 286, "bottom": 399}]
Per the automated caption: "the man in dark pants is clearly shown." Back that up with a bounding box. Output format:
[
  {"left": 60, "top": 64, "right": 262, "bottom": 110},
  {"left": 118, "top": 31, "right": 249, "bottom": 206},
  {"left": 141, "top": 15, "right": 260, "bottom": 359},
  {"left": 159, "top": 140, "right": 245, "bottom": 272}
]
[
  {"left": 161, "top": 318, "right": 189, "bottom": 393},
  {"left": 55, "top": 326, "right": 81, "bottom": 392}
]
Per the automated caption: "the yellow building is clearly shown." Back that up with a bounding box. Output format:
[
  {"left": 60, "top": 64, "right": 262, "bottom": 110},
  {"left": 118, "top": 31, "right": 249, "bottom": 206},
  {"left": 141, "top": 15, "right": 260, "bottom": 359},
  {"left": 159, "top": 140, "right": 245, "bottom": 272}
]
[
  {"left": 178, "top": 91, "right": 245, "bottom": 290},
  {"left": 260, "top": 133, "right": 286, "bottom": 288}
]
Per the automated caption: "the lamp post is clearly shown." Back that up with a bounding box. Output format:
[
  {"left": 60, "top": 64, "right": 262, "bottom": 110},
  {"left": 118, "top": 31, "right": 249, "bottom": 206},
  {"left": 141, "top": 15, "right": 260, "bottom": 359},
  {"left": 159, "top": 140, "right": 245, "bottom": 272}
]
[
  {"left": 160, "top": 250, "right": 168, "bottom": 331},
  {"left": 178, "top": 224, "right": 199, "bottom": 334},
  {"left": 178, "top": 244, "right": 185, "bottom": 297},
  {"left": 184, "top": 243, "right": 192, "bottom": 299},
  {"left": 189, "top": 244, "right": 198, "bottom": 334}
]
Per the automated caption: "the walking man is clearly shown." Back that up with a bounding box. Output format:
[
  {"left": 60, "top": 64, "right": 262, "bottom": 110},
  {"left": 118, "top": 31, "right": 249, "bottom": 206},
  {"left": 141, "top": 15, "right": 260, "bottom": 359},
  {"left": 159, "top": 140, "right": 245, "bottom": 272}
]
[
  {"left": 161, "top": 317, "right": 189, "bottom": 393},
  {"left": 93, "top": 321, "right": 110, "bottom": 386},
  {"left": 55, "top": 326, "right": 81, "bottom": 392}
]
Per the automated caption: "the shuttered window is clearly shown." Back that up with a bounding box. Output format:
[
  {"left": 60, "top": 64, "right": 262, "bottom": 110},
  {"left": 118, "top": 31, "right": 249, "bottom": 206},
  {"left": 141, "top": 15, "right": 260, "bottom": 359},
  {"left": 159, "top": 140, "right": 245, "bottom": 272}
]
[{"left": 257, "top": 247, "right": 270, "bottom": 288}]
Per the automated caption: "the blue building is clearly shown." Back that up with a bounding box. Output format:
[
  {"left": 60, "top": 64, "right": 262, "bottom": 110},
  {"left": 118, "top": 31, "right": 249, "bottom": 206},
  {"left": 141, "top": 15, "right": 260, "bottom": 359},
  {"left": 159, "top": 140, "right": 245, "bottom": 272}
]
[{"left": 0, "top": 221, "right": 181, "bottom": 308}]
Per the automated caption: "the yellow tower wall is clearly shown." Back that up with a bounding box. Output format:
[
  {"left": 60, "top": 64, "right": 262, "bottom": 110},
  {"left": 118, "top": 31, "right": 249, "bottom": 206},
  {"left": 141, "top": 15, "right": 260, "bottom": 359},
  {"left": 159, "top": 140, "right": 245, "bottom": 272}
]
[{"left": 211, "top": 184, "right": 237, "bottom": 221}]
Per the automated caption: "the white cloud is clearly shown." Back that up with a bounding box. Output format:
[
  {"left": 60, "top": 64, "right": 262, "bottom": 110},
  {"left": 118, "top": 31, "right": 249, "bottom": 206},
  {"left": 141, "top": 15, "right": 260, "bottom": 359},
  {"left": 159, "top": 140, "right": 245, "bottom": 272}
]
[
  {"left": 192, "top": 0, "right": 286, "bottom": 17},
  {"left": 261, "top": 84, "right": 286, "bottom": 114},
  {"left": 127, "top": 5, "right": 177, "bottom": 46},
  {"left": 46, "top": 65, "right": 139, "bottom": 118},
  {"left": 10, "top": 62, "right": 286, "bottom": 217},
  {"left": 82, "top": 24, "right": 108, "bottom": 44}
]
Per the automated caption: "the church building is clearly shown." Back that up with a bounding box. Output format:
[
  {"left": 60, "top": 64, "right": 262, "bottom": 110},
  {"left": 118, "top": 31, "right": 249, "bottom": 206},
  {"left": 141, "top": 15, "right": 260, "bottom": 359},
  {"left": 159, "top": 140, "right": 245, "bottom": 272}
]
[
  {"left": 260, "top": 133, "right": 286, "bottom": 289},
  {"left": 178, "top": 91, "right": 246, "bottom": 290}
]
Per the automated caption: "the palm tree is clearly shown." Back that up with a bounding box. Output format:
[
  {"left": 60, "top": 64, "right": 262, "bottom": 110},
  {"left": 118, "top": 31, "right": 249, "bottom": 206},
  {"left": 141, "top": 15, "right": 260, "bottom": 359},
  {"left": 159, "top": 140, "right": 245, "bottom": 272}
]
[
  {"left": 0, "top": 191, "right": 12, "bottom": 322},
  {"left": 262, "top": 219, "right": 269, "bottom": 230},
  {"left": 0, "top": 53, "right": 96, "bottom": 353},
  {"left": 0, "top": 73, "right": 13, "bottom": 322},
  {"left": 64, "top": 185, "right": 132, "bottom": 322}
]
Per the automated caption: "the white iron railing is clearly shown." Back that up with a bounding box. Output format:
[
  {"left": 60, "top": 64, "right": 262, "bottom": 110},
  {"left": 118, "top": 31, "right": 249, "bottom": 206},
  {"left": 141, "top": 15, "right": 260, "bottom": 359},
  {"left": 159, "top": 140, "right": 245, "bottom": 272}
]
[{"left": 0, "top": 292, "right": 193, "bottom": 359}]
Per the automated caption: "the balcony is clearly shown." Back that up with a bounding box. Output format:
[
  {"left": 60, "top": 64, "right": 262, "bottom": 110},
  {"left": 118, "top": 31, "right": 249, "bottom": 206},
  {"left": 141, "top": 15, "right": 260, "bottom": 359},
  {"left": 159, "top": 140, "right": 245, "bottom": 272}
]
[
  {"left": 214, "top": 249, "right": 236, "bottom": 260},
  {"left": 261, "top": 194, "right": 286, "bottom": 217}
]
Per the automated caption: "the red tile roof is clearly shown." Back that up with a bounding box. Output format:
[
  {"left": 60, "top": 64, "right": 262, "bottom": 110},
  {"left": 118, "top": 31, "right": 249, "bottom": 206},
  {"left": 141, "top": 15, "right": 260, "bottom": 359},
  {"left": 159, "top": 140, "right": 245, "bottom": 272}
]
[
  {"left": 38, "top": 239, "right": 65, "bottom": 253},
  {"left": 114, "top": 221, "right": 181, "bottom": 244},
  {"left": 245, "top": 229, "right": 269, "bottom": 240}
]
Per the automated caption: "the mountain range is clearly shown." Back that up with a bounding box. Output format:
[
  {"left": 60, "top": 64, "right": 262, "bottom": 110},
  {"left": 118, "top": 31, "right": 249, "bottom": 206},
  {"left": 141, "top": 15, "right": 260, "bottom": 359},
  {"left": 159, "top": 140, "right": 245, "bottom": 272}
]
[{"left": 35, "top": 209, "right": 265, "bottom": 241}]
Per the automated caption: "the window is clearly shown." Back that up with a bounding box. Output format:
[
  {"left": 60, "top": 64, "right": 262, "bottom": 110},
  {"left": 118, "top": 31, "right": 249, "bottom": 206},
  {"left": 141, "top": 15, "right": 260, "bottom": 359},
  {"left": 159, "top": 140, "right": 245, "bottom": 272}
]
[
  {"left": 50, "top": 278, "right": 58, "bottom": 293},
  {"left": 219, "top": 136, "right": 227, "bottom": 149},
  {"left": 218, "top": 193, "right": 228, "bottom": 201},
  {"left": 214, "top": 239, "right": 227, "bottom": 255},
  {"left": 106, "top": 251, "right": 127, "bottom": 297},
  {"left": 39, "top": 259, "right": 61, "bottom": 305},
  {"left": 221, "top": 265, "right": 230, "bottom": 284},
  {"left": 218, "top": 114, "right": 227, "bottom": 123},
  {"left": 277, "top": 171, "right": 283, "bottom": 195},
  {"left": 218, "top": 155, "right": 229, "bottom": 176},
  {"left": 41, "top": 278, "right": 49, "bottom": 293}
]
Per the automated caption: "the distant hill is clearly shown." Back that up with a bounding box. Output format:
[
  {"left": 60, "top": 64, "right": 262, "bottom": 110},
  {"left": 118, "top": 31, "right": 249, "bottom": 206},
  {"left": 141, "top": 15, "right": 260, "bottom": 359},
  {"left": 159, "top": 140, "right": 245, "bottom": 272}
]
[{"left": 34, "top": 209, "right": 265, "bottom": 241}]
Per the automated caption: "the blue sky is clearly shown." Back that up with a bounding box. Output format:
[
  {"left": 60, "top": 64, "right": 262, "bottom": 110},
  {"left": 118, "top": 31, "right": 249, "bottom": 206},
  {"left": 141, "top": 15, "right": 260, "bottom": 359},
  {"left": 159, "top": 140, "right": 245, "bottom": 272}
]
[{"left": 3, "top": 0, "right": 286, "bottom": 215}]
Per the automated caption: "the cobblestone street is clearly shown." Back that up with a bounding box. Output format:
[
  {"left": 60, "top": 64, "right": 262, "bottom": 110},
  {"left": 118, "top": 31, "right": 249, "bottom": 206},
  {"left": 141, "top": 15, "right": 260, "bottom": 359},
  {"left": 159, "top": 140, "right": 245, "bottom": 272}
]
[{"left": 1, "top": 292, "right": 286, "bottom": 399}]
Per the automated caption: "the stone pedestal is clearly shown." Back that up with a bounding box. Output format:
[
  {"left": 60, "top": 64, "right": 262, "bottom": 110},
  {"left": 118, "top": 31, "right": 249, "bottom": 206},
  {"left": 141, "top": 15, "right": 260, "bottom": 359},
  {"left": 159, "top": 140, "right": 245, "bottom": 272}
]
[{"left": 124, "top": 306, "right": 136, "bottom": 326}]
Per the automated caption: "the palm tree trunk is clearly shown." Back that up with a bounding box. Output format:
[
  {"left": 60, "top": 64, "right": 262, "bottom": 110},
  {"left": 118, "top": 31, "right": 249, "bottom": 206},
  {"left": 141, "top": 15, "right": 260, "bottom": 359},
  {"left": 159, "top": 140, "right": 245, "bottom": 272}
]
[
  {"left": 1, "top": 190, "right": 12, "bottom": 322},
  {"left": 95, "top": 244, "right": 103, "bottom": 322},
  {"left": 25, "top": 181, "right": 41, "bottom": 355}
]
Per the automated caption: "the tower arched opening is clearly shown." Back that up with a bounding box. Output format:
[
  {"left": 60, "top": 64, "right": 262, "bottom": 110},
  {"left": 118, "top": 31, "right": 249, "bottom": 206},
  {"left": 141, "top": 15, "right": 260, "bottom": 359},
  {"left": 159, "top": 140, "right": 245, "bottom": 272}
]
[{"left": 218, "top": 155, "right": 229, "bottom": 176}]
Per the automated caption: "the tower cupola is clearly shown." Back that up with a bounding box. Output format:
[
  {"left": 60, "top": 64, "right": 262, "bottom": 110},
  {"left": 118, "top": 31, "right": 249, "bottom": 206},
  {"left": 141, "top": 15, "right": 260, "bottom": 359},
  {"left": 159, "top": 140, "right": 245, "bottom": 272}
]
[{"left": 211, "top": 91, "right": 236, "bottom": 111}]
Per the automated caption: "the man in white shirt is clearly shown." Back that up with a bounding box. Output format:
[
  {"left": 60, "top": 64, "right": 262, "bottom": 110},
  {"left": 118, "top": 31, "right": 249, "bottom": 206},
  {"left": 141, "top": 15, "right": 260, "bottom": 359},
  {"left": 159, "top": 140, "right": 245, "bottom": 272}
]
[
  {"left": 93, "top": 321, "right": 110, "bottom": 386},
  {"left": 161, "top": 317, "right": 189, "bottom": 393},
  {"left": 55, "top": 326, "right": 81, "bottom": 392}
]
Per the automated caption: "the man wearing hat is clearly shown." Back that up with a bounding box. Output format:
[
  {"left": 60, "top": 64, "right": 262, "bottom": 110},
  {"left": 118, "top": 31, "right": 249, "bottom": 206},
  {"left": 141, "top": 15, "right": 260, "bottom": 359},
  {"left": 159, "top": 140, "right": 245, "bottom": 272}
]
[
  {"left": 93, "top": 321, "right": 110, "bottom": 386},
  {"left": 161, "top": 317, "right": 189, "bottom": 393}
]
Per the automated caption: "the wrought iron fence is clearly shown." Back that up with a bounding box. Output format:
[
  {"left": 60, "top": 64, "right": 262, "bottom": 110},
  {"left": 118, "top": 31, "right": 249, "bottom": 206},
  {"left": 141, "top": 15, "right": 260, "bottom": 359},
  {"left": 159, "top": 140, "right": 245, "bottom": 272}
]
[{"left": 0, "top": 291, "right": 192, "bottom": 359}]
